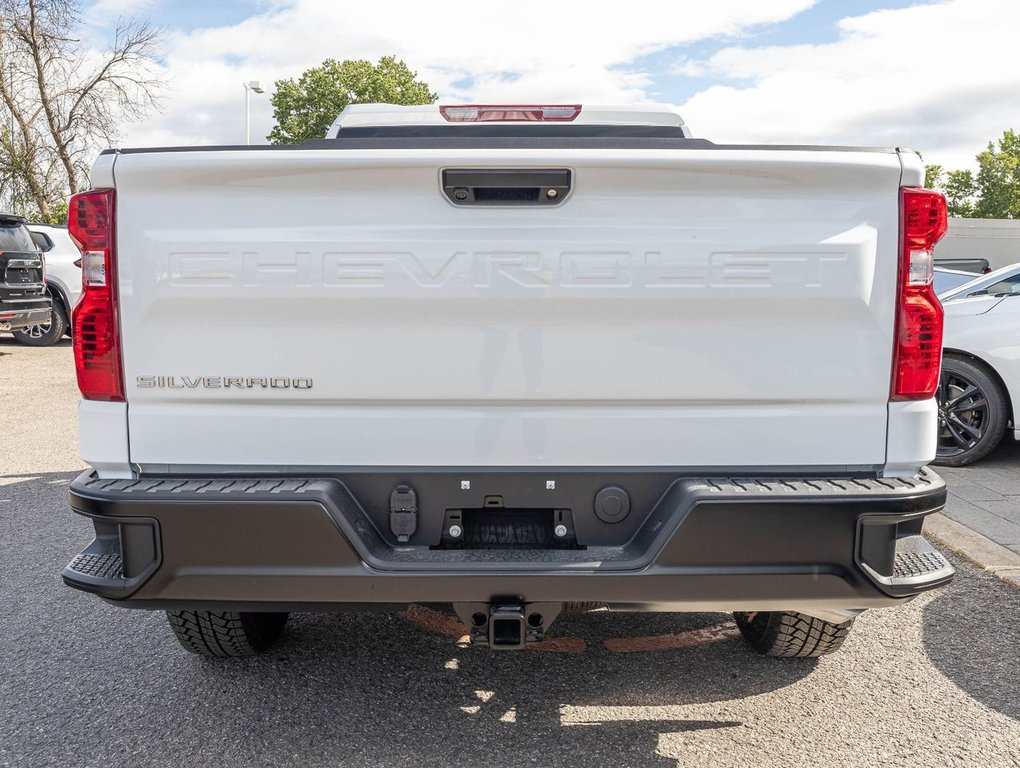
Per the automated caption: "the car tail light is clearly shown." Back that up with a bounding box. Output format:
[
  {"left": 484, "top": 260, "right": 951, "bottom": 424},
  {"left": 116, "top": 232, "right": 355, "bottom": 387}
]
[
  {"left": 69, "top": 188, "right": 123, "bottom": 401},
  {"left": 892, "top": 187, "right": 948, "bottom": 401},
  {"left": 439, "top": 104, "right": 581, "bottom": 122}
]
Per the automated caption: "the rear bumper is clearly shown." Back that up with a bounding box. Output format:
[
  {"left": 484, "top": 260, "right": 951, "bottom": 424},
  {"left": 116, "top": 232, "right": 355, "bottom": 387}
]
[
  {"left": 63, "top": 468, "right": 954, "bottom": 612},
  {"left": 0, "top": 305, "right": 50, "bottom": 331}
]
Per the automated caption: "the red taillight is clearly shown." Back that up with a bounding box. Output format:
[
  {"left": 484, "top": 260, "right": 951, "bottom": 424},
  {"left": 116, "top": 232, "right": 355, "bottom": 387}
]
[
  {"left": 892, "top": 187, "right": 948, "bottom": 401},
  {"left": 70, "top": 188, "right": 123, "bottom": 402},
  {"left": 439, "top": 104, "right": 581, "bottom": 122}
]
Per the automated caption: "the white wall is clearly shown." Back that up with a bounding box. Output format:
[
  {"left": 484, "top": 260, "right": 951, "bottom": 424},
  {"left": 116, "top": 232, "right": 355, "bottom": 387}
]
[{"left": 935, "top": 218, "right": 1020, "bottom": 271}]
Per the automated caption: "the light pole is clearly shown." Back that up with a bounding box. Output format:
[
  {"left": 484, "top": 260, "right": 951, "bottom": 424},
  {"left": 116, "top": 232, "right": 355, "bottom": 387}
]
[{"left": 243, "top": 80, "right": 264, "bottom": 145}]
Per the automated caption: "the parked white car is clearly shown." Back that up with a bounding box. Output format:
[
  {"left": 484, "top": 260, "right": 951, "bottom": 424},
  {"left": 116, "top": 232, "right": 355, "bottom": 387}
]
[
  {"left": 12, "top": 223, "right": 82, "bottom": 345},
  {"left": 936, "top": 263, "right": 1020, "bottom": 465},
  {"left": 933, "top": 266, "right": 982, "bottom": 296}
]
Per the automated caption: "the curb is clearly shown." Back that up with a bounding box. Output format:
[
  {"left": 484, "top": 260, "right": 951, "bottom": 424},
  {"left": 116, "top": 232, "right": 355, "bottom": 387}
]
[{"left": 925, "top": 512, "right": 1020, "bottom": 590}]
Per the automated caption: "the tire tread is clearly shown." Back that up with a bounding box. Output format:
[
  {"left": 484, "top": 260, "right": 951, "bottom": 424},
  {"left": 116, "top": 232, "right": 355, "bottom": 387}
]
[
  {"left": 166, "top": 610, "right": 287, "bottom": 657},
  {"left": 733, "top": 610, "right": 854, "bottom": 658}
]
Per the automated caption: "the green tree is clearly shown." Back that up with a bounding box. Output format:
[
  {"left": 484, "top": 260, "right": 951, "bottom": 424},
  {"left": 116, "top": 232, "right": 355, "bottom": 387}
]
[
  {"left": 924, "top": 164, "right": 943, "bottom": 189},
  {"left": 268, "top": 56, "right": 436, "bottom": 145},
  {"left": 943, "top": 169, "right": 977, "bottom": 218},
  {"left": 973, "top": 130, "right": 1020, "bottom": 219}
]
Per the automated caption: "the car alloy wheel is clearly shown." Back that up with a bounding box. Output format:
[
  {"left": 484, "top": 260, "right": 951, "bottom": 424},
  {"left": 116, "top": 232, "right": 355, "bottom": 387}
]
[
  {"left": 18, "top": 319, "right": 52, "bottom": 339},
  {"left": 936, "top": 370, "right": 988, "bottom": 459}
]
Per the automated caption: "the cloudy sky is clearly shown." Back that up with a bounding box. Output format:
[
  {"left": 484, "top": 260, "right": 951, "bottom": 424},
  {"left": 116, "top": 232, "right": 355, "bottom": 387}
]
[{"left": 87, "top": 0, "right": 1018, "bottom": 171}]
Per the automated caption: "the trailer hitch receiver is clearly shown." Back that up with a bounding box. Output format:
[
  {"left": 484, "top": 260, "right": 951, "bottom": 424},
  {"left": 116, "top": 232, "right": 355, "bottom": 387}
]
[
  {"left": 489, "top": 603, "right": 526, "bottom": 649},
  {"left": 453, "top": 600, "right": 562, "bottom": 650}
]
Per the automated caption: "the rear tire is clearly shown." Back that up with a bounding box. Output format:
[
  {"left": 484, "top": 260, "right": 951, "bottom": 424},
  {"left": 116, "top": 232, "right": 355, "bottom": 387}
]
[
  {"left": 166, "top": 610, "right": 288, "bottom": 657},
  {"left": 733, "top": 611, "right": 854, "bottom": 657},
  {"left": 12, "top": 293, "right": 67, "bottom": 346}
]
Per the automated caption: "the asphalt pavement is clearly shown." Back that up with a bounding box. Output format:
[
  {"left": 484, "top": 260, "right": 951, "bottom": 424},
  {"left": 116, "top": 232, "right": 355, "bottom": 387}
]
[{"left": 2, "top": 339, "right": 1019, "bottom": 768}]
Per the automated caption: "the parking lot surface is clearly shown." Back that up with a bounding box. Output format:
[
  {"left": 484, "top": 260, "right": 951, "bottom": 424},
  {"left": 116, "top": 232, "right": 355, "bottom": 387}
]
[
  {"left": 2, "top": 340, "right": 1019, "bottom": 768},
  {"left": 939, "top": 443, "right": 1020, "bottom": 557}
]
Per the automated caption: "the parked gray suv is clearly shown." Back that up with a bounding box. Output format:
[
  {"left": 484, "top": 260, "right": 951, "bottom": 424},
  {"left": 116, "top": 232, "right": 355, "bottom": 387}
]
[{"left": 0, "top": 213, "right": 51, "bottom": 333}]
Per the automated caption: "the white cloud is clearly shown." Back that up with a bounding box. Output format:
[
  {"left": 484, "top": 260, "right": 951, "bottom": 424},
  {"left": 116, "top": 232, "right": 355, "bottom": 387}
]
[
  {"left": 108, "top": 0, "right": 1018, "bottom": 173},
  {"left": 117, "top": 0, "right": 815, "bottom": 147},
  {"left": 680, "top": 0, "right": 1020, "bottom": 170}
]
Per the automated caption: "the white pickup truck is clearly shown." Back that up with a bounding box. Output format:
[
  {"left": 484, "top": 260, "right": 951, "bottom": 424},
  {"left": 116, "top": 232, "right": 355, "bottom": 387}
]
[{"left": 63, "top": 104, "right": 954, "bottom": 658}]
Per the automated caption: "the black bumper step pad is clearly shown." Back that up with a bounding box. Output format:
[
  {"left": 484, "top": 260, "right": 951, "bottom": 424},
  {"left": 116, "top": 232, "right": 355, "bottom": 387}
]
[
  {"left": 857, "top": 532, "right": 955, "bottom": 597},
  {"left": 892, "top": 538, "right": 954, "bottom": 583},
  {"left": 67, "top": 552, "right": 123, "bottom": 580},
  {"left": 61, "top": 513, "right": 161, "bottom": 598}
]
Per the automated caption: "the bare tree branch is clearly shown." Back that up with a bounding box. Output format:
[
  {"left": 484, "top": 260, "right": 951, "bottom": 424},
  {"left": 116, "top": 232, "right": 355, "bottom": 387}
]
[
  {"left": 0, "top": 0, "right": 162, "bottom": 220},
  {"left": 24, "top": 0, "right": 79, "bottom": 193}
]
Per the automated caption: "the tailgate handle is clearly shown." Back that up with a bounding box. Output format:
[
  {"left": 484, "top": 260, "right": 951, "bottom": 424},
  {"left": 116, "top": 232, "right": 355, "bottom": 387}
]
[{"left": 442, "top": 169, "right": 571, "bottom": 206}]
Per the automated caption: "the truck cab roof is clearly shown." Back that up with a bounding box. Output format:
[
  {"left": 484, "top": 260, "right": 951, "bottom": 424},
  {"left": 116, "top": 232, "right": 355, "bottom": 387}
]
[{"left": 326, "top": 103, "right": 692, "bottom": 139}]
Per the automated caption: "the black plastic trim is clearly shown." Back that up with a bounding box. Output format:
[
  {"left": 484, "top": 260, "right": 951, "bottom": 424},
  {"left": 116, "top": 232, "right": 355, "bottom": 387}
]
[
  {"left": 43, "top": 280, "right": 71, "bottom": 317},
  {"left": 442, "top": 168, "right": 571, "bottom": 206},
  {"left": 0, "top": 306, "right": 51, "bottom": 330},
  {"left": 63, "top": 469, "right": 952, "bottom": 609},
  {"left": 68, "top": 472, "right": 946, "bottom": 573},
  {"left": 856, "top": 514, "right": 955, "bottom": 596},
  {"left": 29, "top": 230, "right": 54, "bottom": 252},
  {"left": 338, "top": 124, "right": 689, "bottom": 139},
  {"left": 61, "top": 510, "right": 161, "bottom": 598}
]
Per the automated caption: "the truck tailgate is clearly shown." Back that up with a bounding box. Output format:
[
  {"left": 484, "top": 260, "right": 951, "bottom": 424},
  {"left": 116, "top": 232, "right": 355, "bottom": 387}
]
[{"left": 112, "top": 147, "right": 903, "bottom": 470}]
